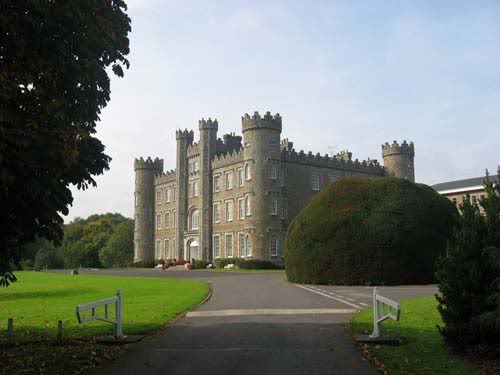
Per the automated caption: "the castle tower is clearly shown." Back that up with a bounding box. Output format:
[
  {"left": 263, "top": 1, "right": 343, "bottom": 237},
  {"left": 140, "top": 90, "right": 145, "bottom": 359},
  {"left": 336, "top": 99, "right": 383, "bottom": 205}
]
[
  {"left": 199, "top": 118, "right": 218, "bottom": 260},
  {"left": 382, "top": 140, "right": 415, "bottom": 182},
  {"left": 175, "top": 129, "right": 194, "bottom": 260},
  {"left": 242, "top": 111, "right": 282, "bottom": 260},
  {"left": 134, "top": 157, "right": 164, "bottom": 262}
]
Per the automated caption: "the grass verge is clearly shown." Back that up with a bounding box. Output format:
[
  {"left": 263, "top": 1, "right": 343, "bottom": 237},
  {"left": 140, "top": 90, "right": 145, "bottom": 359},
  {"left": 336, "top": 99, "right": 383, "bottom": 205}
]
[
  {"left": 0, "top": 271, "right": 209, "bottom": 374},
  {"left": 350, "top": 296, "right": 484, "bottom": 375}
]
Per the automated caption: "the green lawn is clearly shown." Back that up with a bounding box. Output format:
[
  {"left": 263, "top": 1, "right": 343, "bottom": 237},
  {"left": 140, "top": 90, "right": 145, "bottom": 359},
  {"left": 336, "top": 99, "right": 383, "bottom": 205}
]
[
  {"left": 351, "top": 296, "right": 483, "bottom": 375},
  {"left": 0, "top": 271, "right": 209, "bottom": 342}
]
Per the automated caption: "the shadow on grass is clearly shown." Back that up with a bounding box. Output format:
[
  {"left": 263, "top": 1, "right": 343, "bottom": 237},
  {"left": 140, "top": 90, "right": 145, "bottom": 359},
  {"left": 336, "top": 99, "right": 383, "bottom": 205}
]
[
  {"left": 351, "top": 302, "right": 484, "bottom": 375},
  {"left": 0, "top": 288, "right": 100, "bottom": 301}
]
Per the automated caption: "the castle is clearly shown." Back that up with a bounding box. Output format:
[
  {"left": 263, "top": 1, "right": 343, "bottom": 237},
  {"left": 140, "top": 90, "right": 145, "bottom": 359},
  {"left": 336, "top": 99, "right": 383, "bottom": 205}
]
[{"left": 134, "top": 111, "right": 415, "bottom": 263}]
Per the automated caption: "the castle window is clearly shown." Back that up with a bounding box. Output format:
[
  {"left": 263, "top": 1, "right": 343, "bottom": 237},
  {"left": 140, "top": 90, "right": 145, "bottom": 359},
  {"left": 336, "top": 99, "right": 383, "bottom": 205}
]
[
  {"left": 165, "top": 239, "right": 170, "bottom": 259},
  {"left": 135, "top": 193, "right": 138, "bottom": 207},
  {"left": 281, "top": 169, "right": 286, "bottom": 187},
  {"left": 156, "top": 240, "right": 161, "bottom": 259},
  {"left": 225, "top": 233, "right": 233, "bottom": 258},
  {"left": 238, "top": 198, "right": 245, "bottom": 220},
  {"left": 238, "top": 233, "right": 245, "bottom": 257},
  {"left": 173, "top": 187, "right": 176, "bottom": 202},
  {"left": 173, "top": 210, "right": 177, "bottom": 228},
  {"left": 156, "top": 190, "right": 162, "bottom": 205},
  {"left": 165, "top": 212, "right": 170, "bottom": 228},
  {"left": 166, "top": 188, "right": 171, "bottom": 203},
  {"left": 189, "top": 208, "right": 199, "bottom": 230},
  {"left": 245, "top": 164, "right": 251, "bottom": 180},
  {"left": 194, "top": 161, "right": 199, "bottom": 172},
  {"left": 213, "top": 203, "right": 221, "bottom": 223},
  {"left": 245, "top": 196, "right": 251, "bottom": 216},
  {"left": 188, "top": 161, "right": 193, "bottom": 173},
  {"left": 193, "top": 181, "right": 199, "bottom": 197},
  {"left": 281, "top": 198, "right": 288, "bottom": 219},
  {"left": 213, "top": 175, "right": 221, "bottom": 192},
  {"left": 311, "top": 174, "right": 320, "bottom": 191},
  {"left": 156, "top": 213, "right": 162, "bottom": 230},
  {"left": 225, "top": 200, "right": 234, "bottom": 222},
  {"left": 225, "top": 171, "right": 233, "bottom": 190},
  {"left": 269, "top": 165, "right": 277, "bottom": 180},
  {"left": 245, "top": 141, "right": 251, "bottom": 148},
  {"left": 213, "top": 234, "right": 221, "bottom": 258},
  {"left": 270, "top": 197, "right": 278, "bottom": 215},
  {"left": 269, "top": 140, "right": 277, "bottom": 146},
  {"left": 245, "top": 235, "right": 252, "bottom": 257},
  {"left": 238, "top": 168, "right": 244, "bottom": 187},
  {"left": 270, "top": 236, "right": 279, "bottom": 257}
]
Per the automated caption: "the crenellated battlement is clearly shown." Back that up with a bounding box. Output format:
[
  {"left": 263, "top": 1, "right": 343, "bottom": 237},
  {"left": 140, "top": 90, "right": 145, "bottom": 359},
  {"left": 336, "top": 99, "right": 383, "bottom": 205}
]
[
  {"left": 154, "top": 169, "right": 176, "bottom": 184},
  {"left": 176, "top": 129, "right": 194, "bottom": 142},
  {"left": 382, "top": 140, "right": 414, "bottom": 157},
  {"left": 242, "top": 111, "right": 282, "bottom": 133},
  {"left": 199, "top": 118, "right": 218, "bottom": 131},
  {"left": 212, "top": 147, "right": 244, "bottom": 169},
  {"left": 134, "top": 156, "right": 164, "bottom": 171},
  {"left": 280, "top": 138, "right": 294, "bottom": 152},
  {"left": 187, "top": 142, "right": 200, "bottom": 157},
  {"left": 281, "top": 149, "right": 384, "bottom": 175}
]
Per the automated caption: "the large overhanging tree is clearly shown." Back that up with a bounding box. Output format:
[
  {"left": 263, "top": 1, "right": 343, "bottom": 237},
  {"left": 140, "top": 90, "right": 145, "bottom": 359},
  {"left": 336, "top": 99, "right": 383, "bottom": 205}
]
[{"left": 0, "top": 1, "right": 131, "bottom": 286}]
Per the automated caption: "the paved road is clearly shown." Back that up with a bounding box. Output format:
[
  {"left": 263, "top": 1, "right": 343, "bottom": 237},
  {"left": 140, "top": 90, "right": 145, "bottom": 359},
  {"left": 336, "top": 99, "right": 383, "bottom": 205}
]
[{"left": 69, "top": 269, "right": 437, "bottom": 375}]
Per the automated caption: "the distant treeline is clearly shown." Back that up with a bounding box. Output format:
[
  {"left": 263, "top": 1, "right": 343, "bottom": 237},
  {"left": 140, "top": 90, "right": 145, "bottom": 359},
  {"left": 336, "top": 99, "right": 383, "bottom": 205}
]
[{"left": 20, "top": 213, "right": 134, "bottom": 270}]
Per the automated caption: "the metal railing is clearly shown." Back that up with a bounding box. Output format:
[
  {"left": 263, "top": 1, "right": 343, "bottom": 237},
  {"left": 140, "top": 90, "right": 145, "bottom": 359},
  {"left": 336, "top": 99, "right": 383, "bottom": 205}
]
[
  {"left": 76, "top": 289, "right": 124, "bottom": 339},
  {"left": 370, "top": 287, "right": 401, "bottom": 338}
]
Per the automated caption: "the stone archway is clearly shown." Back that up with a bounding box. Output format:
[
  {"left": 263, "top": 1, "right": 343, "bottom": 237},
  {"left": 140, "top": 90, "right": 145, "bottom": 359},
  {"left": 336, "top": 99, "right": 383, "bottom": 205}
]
[{"left": 186, "top": 239, "right": 199, "bottom": 261}]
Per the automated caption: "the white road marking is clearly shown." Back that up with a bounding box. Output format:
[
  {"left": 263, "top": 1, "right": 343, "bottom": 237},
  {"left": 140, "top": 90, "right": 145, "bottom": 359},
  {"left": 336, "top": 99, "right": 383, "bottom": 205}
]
[
  {"left": 295, "top": 284, "right": 361, "bottom": 309},
  {"left": 186, "top": 308, "right": 357, "bottom": 317}
]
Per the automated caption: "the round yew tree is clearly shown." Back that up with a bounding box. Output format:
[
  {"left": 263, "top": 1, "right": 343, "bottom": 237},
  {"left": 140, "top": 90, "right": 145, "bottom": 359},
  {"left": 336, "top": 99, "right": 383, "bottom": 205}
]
[{"left": 285, "top": 177, "right": 458, "bottom": 285}]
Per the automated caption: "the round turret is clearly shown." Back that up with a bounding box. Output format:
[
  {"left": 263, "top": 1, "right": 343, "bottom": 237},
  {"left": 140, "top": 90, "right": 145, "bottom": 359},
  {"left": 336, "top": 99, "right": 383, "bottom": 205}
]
[
  {"left": 382, "top": 140, "right": 415, "bottom": 182},
  {"left": 134, "top": 157, "right": 163, "bottom": 262},
  {"left": 242, "top": 111, "right": 282, "bottom": 261}
]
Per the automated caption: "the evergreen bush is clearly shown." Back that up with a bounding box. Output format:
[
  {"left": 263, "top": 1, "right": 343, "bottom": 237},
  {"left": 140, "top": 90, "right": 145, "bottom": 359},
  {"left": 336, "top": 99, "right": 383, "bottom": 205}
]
[
  {"left": 436, "top": 170, "right": 500, "bottom": 357},
  {"left": 285, "top": 177, "right": 457, "bottom": 285}
]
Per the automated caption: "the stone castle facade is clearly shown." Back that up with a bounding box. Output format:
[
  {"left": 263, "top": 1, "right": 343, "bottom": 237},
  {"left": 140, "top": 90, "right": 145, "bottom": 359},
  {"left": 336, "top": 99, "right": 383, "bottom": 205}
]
[{"left": 134, "top": 111, "right": 415, "bottom": 263}]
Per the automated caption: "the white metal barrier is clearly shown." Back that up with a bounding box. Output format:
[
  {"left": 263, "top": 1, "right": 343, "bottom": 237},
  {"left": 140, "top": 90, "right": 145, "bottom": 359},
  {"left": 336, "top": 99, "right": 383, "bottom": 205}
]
[
  {"left": 76, "top": 289, "right": 124, "bottom": 339},
  {"left": 370, "top": 287, "right": 401, "bottom": 338}
]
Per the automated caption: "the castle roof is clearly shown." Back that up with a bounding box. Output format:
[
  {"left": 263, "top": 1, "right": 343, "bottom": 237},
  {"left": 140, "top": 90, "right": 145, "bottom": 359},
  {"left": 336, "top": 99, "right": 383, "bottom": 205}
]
[{"left": 432, "top": 175, "right": 498, "bottom": 193}]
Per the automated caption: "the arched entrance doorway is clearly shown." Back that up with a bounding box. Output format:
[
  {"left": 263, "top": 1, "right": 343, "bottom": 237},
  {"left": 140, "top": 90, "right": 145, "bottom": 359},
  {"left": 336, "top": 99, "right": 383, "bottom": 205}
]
[{"left": 186, "top": 239, "right": 199, "bottom": 261}]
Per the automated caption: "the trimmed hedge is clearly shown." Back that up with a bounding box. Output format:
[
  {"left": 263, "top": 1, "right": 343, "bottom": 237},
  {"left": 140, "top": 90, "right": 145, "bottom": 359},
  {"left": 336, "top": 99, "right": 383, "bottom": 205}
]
[
  {"left": 212, "top": 258, "right": 282, "bottom": 270},
  {"left": 285, "top": 177, "right": 458, "bottom": 285}
]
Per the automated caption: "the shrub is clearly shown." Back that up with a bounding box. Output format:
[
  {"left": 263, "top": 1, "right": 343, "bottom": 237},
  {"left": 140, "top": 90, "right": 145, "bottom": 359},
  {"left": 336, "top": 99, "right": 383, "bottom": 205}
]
[
  {"left": 285, "top": 177, "right": 458, "bottom": 285},
  {"left": 128, "top": 260, "right": 155, "bottom": 268},
  {"left": 239, "top": 259, "right": 282, "bottom": 270},
  {"left": 193, "top": 260, "right": 210, "bottom": 269},
  {"left": 436, "top": 170, "right": 500, "bottom": 357},
  {"left": 213, "top": 258, "right": 243, "bottom": 269}
]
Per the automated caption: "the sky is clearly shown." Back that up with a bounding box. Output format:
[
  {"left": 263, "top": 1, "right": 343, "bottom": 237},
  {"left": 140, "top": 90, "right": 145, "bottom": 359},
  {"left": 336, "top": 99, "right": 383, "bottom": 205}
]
[{"left": 68, "top": 0, "right": 500, "bottom": 222}]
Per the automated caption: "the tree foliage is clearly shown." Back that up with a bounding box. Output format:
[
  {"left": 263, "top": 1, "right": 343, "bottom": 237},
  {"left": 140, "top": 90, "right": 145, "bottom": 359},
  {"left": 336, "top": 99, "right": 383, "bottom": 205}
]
[
  {"left": 0, "top": 1, "right": 131, "bottom": 285},
  {"left": 285, "top": 177, "right": 458, "bottom": 285},
  {"left": 436, "top": 169, "right": 500, "bottom": 357},
  {"left": 99, "top": 220, "right": 134, "bottom": 268},
  {"left": 59, "top": 213, "right": 132, "bottom": 268}
]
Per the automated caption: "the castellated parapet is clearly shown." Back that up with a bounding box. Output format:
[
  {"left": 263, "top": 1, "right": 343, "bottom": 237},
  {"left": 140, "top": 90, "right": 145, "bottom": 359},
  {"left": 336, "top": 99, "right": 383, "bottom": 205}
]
[
  {"left": 134, "top": 157, "right": 164, "bottom": 171},
  {"left": 382, "top": 140, "right": 415, "bottom": 157},
  {"left": 242, "top": 111, "right": 282, "bottom": 133},
  {"left": 176, "top": 129, "right": 194, "bottom": 142},
  {"left": 212, "top": 148, "right": 244, "bottom": 169},
  {"left": 155, "top": 169, "right": 176, "bottom": 184},
  {"left": 281, "top": 149, "right": 383, "bottom": 175},
  {"left": 199, "top": 118, "right": 218, "bottom": 131}
]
